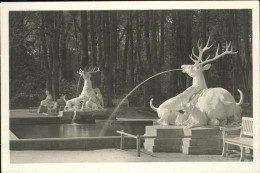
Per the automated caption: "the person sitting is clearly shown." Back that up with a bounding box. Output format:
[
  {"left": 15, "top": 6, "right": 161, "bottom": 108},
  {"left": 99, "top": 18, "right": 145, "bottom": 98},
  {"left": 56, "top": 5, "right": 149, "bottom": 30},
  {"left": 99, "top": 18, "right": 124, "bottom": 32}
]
[
  {"left": 40, "top": 90, "right": 53, "bottom": 107},
  {"left": 38, "top": 90, "right": 56, "bottom": 113}
]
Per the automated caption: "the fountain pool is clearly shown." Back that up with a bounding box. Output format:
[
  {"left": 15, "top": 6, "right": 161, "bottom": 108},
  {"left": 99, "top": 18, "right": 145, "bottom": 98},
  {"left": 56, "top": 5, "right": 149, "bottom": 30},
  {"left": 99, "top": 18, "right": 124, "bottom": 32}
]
[{"left": 9, "top": 110, "right": 154, "bottom": 150}]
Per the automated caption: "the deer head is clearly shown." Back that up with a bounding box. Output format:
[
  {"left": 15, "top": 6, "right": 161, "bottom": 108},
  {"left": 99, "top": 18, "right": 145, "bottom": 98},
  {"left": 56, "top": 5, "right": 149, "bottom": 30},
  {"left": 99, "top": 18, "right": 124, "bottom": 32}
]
[
  {"left": 77, "top": 67, "right": 101, "bottom": 80},
  {"left": 181, "top": 37, "right": 238, "bottom": 88}
]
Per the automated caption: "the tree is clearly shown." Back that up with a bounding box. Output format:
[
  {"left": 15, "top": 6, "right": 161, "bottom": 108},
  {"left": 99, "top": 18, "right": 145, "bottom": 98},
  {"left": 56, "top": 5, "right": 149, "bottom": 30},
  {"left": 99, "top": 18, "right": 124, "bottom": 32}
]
[
  {"left": 49, "top": 12, "right": 61, "bottom": 100},
  {"left": 40, "top": 12, "right": 52, "bottom": 92},
  {"left": 129, "top": 11, "right": 134, "bottom": 87},
  {"left": 80, "top": 11, "right": 89, "bottom": 68},
  {"left": 59, "top": 12, "right": 72, "bottom": 81},
  {"left": 90, "top": 11, "right": 97, "bottom": 67}
]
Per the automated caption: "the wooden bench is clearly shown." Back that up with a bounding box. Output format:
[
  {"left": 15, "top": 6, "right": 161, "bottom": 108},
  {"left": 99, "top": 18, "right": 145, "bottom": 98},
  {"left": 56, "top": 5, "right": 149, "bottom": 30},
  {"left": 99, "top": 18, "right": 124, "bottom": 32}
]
[
  {"left": 220, "top": 117, "right": 253, "bottom": 161},
  {"left": 112, "top": 98, "right": 129, "bottom": 107}
]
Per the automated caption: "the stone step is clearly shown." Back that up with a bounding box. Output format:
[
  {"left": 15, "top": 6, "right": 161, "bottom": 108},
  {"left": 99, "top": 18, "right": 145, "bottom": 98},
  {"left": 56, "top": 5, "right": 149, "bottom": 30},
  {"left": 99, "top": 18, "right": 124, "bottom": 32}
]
[
  {"left": 145, "top": 138, "right": 183, "bottom": 146},
  {"left": 144, "top": 142, "right": 181, "bottom": 153},
  {"left": 182, "top": 138, "right": 223, "bottom": 147},
  {"left": 75, "top": 111, "right": 94, "bottom": 119},
  {"left": 145, "top": 125, "right": 184, "bottom": 137},
  {"left": 183, "top": 127, "right": 221, "bottom": 137},
  {"left": 182, "top": 146, "right": 222, "bottom": 155}
]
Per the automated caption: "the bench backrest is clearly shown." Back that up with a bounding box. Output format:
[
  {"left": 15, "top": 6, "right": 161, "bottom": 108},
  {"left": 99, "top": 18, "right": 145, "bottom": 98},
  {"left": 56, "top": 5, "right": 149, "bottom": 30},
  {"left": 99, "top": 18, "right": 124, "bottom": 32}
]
[{"left": 241, "top": 117, "right": 253, "bottom": 137}]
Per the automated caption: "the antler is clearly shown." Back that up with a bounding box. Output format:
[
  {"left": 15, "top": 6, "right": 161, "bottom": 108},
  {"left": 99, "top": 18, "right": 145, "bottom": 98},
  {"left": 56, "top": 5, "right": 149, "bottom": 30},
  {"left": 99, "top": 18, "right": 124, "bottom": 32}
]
[
  {"left": 77, "top": 67, "right": 101, "bottom": 75},
  {"left": 87, "top": 66, "right": 101, "bottom": 74},
  {"left": 190, "top": 37, "right": 238, "bottom": 65},
  {"left": 199, "top": 41, "right": 238, "bottom": 65},
  {"left": 190, "top": 37, "right": 213, "bottom": 64},
  {"left": 77, "top": 68, "right": 83, "bottom": 75}
]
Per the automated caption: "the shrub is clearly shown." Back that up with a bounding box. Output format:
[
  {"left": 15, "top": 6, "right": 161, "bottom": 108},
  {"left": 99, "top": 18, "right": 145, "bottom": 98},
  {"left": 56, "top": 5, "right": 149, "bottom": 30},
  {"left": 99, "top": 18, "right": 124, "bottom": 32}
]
[{"left": 10, "top": 93, "right": 43, "bottom": 109}]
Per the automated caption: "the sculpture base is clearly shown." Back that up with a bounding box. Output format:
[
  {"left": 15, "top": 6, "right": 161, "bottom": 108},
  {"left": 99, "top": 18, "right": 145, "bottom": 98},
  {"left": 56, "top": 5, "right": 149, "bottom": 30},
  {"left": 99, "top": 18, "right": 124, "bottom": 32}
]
[
  {"left": 59, "top": 111, "right": 74, "bottom": 123},
  {"left": 143, "top": 125, "right": 230, "bottom": 155},
  {"left": 37, "top": 105, "right": 47, "bottom": 113},
  {"left": 58, "top": 110, "right": 110, "bottom": 123}
]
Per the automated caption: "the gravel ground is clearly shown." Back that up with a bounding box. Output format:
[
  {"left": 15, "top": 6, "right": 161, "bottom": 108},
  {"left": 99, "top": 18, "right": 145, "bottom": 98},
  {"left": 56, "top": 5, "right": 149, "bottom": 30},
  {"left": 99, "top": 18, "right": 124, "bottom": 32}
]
[{"left": 10, "top": 149, "right": 241, "bottom": 163}]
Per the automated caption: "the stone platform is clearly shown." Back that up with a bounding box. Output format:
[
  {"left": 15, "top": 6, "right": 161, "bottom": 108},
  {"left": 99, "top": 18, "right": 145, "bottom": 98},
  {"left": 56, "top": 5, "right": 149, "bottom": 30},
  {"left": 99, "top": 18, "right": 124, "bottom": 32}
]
[
  {"left": 143, "top": 125, "right": 237, "bottom": 155},
  {"left": 58, "top": 110, "right": 111, "bottom": 123}
]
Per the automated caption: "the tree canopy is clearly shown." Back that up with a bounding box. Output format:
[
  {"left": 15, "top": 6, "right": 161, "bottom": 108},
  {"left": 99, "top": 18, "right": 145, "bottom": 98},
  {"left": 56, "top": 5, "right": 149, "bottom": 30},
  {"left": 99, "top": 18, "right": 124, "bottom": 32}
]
[{"left": 9, "top": 10, "right": 252, "bottom": 109}]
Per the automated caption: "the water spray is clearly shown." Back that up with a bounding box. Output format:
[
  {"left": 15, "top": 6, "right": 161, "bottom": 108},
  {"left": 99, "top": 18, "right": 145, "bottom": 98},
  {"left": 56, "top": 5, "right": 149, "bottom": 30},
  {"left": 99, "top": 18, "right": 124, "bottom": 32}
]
[{"left": 98, "top": 68, "right": 182, "bottom": 136}]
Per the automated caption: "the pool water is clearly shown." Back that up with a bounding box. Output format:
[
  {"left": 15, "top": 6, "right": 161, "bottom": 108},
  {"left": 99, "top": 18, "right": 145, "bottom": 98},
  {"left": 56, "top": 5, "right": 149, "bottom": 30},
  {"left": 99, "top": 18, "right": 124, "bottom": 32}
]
[{"left": 10, "top": 120, "right": 152, "bottom": 139}]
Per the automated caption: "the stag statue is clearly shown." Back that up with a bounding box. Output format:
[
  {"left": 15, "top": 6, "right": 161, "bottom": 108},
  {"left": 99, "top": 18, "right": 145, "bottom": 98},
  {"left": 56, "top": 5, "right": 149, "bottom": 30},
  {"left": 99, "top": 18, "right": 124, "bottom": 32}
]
[
  {"left": 62, "top": 67, "right": 104, "bottom": 111},
  {"left": 151, "top": 37, "right": 243, "bottom": 127}
]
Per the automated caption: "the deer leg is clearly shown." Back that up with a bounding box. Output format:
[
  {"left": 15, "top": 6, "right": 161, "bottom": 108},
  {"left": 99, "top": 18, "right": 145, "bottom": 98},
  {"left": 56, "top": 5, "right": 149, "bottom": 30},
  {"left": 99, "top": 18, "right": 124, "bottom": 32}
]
[
  {"left": 186, "top": 121, "right": 207, "bottom": 129},
  {"left": 220, "top": 119, "right": 227, "bottom": 126},
  {"left": 81, "top": 97, "right": 87, "bottom": 111},
  {"left": 208, "top": 118, "right": 220, "bottom": 126}
]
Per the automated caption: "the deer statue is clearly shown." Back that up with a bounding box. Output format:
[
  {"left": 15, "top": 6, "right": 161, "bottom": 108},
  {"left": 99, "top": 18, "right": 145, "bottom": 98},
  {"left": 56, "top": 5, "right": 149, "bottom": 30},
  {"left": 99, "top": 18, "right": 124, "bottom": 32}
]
[
  {"left": 62, "top": 67, "right": 104, "bottom": 111},
  {"left": 180, "top": 37, "right": 243, "bottom": 126},
  {"left": 151, "top": 37, "right": 243, "bottom": 127},
  {"left": 150, "top": 85, "right": 201, "bottom": 126}
]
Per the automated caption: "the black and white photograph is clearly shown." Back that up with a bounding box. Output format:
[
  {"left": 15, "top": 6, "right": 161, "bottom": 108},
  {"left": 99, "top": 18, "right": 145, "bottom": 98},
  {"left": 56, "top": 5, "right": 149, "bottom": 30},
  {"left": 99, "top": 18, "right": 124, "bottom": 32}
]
[{"left": 1, "top": 1, "right": 259, "bottom": 173}]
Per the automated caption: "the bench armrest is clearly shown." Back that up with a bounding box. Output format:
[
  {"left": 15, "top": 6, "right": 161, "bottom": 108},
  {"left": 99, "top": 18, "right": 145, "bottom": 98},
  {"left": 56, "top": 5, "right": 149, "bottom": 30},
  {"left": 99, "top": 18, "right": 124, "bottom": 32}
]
[
  {"left": 220, "top": 126, "right": 241, "bottom": 138},
  {"left": 220, "top": 126, "right": 241, "bottom": 132}
]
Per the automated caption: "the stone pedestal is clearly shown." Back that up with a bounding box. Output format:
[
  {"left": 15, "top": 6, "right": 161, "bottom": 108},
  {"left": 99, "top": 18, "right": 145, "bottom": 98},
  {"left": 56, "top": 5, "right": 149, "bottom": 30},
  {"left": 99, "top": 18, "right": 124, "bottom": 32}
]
[
  {"left": 74, "top": 111, "right": 95, "bottom": 124},
  {"left": 182, "top": 127, "right": 222, "bottom": 155},
  {"left": 143, "top": 126, "right": 183, "bottom": 152},
  {"left": 143, "top": 125, "right": 228, "bottom": 155},
  {"left": 59, "top": 111, "right": 74, "bottom": 123},
  {"left": 37, "top": 105, "right": 47, "bottom": 113},
  {"left": 58, "top": 110, "right": 109, "bottom": 124}
]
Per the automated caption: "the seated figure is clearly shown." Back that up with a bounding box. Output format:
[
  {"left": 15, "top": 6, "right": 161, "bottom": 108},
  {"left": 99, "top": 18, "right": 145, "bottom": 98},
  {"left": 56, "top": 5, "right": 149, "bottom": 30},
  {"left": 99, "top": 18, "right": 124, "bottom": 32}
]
[
  {"left": 40, "top": 90, "right": 53, "bottom": 107},
  {"left": 38, "top": 90, "right": 57, "bottom": 113}
]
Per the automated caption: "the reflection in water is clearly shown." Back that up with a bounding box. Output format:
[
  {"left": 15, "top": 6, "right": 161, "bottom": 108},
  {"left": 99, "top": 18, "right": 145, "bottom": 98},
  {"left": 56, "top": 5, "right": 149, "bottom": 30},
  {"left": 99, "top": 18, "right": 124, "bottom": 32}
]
[{"left": 10, "top": 121, "right": 151, "bottom": 139}]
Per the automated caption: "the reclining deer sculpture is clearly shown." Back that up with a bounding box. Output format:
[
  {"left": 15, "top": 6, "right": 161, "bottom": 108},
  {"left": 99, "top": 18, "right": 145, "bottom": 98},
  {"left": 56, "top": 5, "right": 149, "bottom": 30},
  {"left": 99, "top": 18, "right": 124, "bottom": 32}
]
[
  {"left": 62, "top": 67, "right": 104, "bottom": 111},
  {"left": 151, "top": 37, "right": 243, "bottom": 127}
]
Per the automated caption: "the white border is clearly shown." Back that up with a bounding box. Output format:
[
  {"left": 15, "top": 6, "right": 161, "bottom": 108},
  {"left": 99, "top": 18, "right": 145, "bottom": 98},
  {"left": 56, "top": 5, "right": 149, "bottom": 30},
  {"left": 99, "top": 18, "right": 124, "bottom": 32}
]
[{"left": 1, "top": 1, "right": 259, "bottom": 173}]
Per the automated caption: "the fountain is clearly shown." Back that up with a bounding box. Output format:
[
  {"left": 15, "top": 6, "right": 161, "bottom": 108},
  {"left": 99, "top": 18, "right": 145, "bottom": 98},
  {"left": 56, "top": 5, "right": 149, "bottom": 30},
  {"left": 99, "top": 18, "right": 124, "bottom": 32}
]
[{"left": 10, "top": 38, "right": 243, "bottom": 155}]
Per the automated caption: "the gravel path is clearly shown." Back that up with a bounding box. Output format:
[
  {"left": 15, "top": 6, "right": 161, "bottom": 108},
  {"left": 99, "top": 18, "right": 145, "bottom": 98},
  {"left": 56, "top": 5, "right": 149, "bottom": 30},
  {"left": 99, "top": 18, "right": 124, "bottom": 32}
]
[{"left": 10, "top": 149, "right": 240, "bottom": 163}]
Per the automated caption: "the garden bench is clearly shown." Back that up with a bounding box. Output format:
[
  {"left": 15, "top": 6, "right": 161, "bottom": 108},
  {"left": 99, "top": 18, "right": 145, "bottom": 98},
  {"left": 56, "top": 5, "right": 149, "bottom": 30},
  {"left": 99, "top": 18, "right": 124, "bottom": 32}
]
[
  {"left": 112, "top": 98, "right": 129, "bottom": 107},
  {"left": 220, "top": 117, "right": 253, "bottom": 161}
]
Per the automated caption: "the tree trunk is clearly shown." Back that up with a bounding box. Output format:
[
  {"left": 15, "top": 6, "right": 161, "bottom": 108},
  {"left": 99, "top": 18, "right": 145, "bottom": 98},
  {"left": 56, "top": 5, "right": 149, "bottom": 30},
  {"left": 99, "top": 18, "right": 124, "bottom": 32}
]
[
  {"left": 136, "top": 12, "right": 142, "bottom": 76},
  {"left": 90, "top": 11, "right": 97, "bottom": 67},
  {"left": 242, "top": 10, "right": 252, "bottom": 104},
  {"left": 151, "top": 11, "right": 161, "bottom": 100},
  {"left": 170, "top": 12, "right": 178, "bottom": 96},
  {"left": 81, "top": 11, "right": 89, "bottom": 68},
  {"left": 144, "top": 11, "right": 152, "bottom": 105},
  {"left": 145, "top": 11, "right": 152, "bottom": 70},
  {"left": 202, "top": 10, "right": 207, "bottom": 45},
  {"left": 110, "top": 11, "right": 117, "bottom": 96},
  {"left": 71, "top": 12, "right": 81, "bottom": 69},
  {"left": 129, "top": 11, "right": 134, "bottom": 87},
  {"left": 40, "top": 12, "right": 52, "bottom": 92},
  {"left": 122, "top": 14, "right": 129, "bottom": 87},
  {"left": 59, "top": 12, "right": 71, "bottom": 81},
  {"left": 176, "top": 11, "right": 183, "bottom": 92},
  {"left": 49, "top": 12, "right": 60, "bottom": 100},
  {"left": 185, "top": 11, "right": 192, "bottom": 87}
]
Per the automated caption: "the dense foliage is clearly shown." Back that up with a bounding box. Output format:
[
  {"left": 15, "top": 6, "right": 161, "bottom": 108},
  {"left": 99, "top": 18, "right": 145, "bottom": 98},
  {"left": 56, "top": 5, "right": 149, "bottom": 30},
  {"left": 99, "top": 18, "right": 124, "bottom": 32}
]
[{"left": 9, "top": 10, "right": 252, "bottom": 109}]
